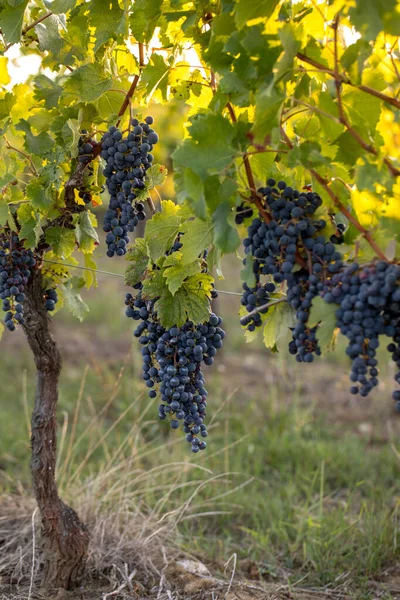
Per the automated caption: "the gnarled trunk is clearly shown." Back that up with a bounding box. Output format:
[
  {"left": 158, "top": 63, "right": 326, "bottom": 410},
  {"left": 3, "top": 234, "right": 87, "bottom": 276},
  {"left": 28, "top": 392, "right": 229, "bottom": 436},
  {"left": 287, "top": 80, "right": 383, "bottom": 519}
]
[{"left": 22, "top": 268, "right": 89, "bottom": 589}]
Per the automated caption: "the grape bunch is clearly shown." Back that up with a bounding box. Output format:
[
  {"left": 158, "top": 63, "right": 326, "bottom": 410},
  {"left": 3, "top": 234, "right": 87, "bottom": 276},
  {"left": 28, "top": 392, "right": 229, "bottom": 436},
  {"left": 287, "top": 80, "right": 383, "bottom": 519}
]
[
  {"left": 77, "top": 130, "right": 97, "bottom": 165},
  {"left": 240, "top": 281, "right": 276, "bottom": 331},
  {"left": 100, "top": 117, "right": 158, "bottom": 258},
  {"left": 125, "top": 288, "right": 225, "bottom": 452},
  {"left": 241, "top": 178, "right": 343, "bottom": 362},
  {"left": 323, "top": 262, "right": 400, "bottom": 400},
  {"left": 124, "top": 237, "right": 225, "bottom": 452},
  {"left": 0, "top": 231, "right": 36, "bottom": 331},
  {"left": 235, "top": 202, "right": 253, "bottom": 225},
  {"left": 43, "top": 288, "right": 58, "bottom": 312}
]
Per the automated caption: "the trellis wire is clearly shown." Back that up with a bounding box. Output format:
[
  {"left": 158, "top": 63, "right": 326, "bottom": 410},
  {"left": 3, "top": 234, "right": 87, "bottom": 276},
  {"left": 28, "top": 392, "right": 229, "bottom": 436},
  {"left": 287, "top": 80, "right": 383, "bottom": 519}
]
[{"left": 42, "top": 259, "right": 242, "bottom": 297}]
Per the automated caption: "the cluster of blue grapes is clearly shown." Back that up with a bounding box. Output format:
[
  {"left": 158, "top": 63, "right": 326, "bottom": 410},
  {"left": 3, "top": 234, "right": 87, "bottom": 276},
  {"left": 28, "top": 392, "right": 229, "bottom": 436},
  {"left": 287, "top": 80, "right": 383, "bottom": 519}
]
[
  {"left": 44, "top": 288, "right": 58, "bottom": 312},
  {"left": 323, "top": 262, "right": 400, "bottom": 402},
  {"left": 241, "top": 178, "right": 343, "bottom": 362},
  {"left": 77, "top": 130, "right": 96, "bottom": 165},
  {"left": 0, "top": 231, "right": 36, "bottom": 331},
  {"left": 124, "top": 290, "right": 225, "bottom": 453},
  {"left": 100, "top": 117, "right": 158, "bottom": 258}
]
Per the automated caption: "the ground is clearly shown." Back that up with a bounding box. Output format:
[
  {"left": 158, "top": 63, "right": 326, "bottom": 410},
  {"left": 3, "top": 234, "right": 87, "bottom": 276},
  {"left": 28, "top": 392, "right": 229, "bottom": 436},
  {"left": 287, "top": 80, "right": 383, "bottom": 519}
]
[{"left": 0, "top": 255, "right": 400, "bottom": 599}]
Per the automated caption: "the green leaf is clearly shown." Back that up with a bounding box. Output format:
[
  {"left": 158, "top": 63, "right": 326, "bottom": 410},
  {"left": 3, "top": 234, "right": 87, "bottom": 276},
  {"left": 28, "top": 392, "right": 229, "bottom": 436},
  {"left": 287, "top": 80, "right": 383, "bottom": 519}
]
[
  {"left": 182, "top": 168, "right": 207, "bottom": 218},
  {"left": 0, "top": 196, "right": 13, "bottom": 228},
  {"left": 163, "top": 253, "right": 201, "bottom": 295},
  {"left": 0, "top": 92, "right": 15, "bottom": 121},
  {"left": 89, "top": 0, "right": 128, "bottom": 51},
  {"left": 235, "top": 0, "right": 280, "bottom": 29},
  {"left": 33, "top": 75, "right": 63, "bottom": 109},
  {"left": 45, "top": 227, "right": 76, "bottom": 258},
  {"left": 60, "top": 277, "right": 89, "bottom": 322},
  {"left": 17, "top": 204, "right": 43, "bottom": 248},
  {"left": 253, "top": 87, "right": 285, "bottom": 143},
  {"left": 180, "top": 218, "right": 213, "bottom": 264},
  {"left": 212, "top": 202, "right": 241, "bottom": 253},
  {"left": 25, "top": 179, "right": 53, "bottom": 211},
  {"left": 140, "top": 54, "right": 170, "bottom": 102},
  {"left": 240, "top": 253, "right": 256, "bottom": 288},
  {"left": 83, "top": 253, "right": 98, "bottom": 289},
  {"left": 308, "top": 296, "right": 338, "bottom": 352},
  {"left": 45, "top": 0, "right": 76, "bottom": 13},
  {"left": 172, "top": 113, "right": 237, "bottom": 179},
  {"left": 349, "top": 0, "right": 400, "bottom": 40},
  {"left": 62, "top": 118, "right": 81, "bottom": 157},
  {"left": 144, "top": 200, "right": 184, "bottom": 261},
  {"left": 74, "top": 212, "right": 99, "bottom": 253},
  {"left": 263, "top": 301, "right": 295, "bottom": 350},
  {"left": 15, "top": 119, "right": 54, "bottom": 156},
  {"left": 125, "top": 238, "right": 149, "bottom": 287},
  {"left": 145, "top": 163, "right": 168, "bottom": 190},
  {"left": 0, "top": 0, "right": 28, "bottom": 45},
  {"left": 64, "top": 63, "right": 113, "bottom": 103},
  {"left": 154, "top": 273, "right": 214, "bottom": 328},
  {"left": 130, "top": 0, "right": 163, "bottom": 43}
]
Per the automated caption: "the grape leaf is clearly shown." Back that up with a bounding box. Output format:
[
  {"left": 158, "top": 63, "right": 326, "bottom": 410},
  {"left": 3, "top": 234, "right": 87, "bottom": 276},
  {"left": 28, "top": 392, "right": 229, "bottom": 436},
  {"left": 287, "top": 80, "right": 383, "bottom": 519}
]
[
  {"left": 212, "top": 202, "right": 240, "bottom": 253},
  {"left": 83, "top": 253, "right": 98, "bottom": 289},
  {"left": 308, "top": 296, "right": 338, "bottom": 352},
  {"left": 240, "top": 252, "right": 256, "bottom": 288},
  {"left": 17, "top": 204, "right": 43, "bottom": 249},
  {"left": 33, "top": 75, "right": 63, "bottom": 109},
  {"left": 59, "top": 277, "right": 89, "bottom": 322},
  {"left": 130, "top": 0, "right": 163, "bottom": 43},
  {"left": 263, "top": 302, "right": 295, "bottom": 349},
  {"left": 235, "top": 0, "right": 280, "bottom": 29},
  {"left": 44, "top": 0, "right": 77, "bottom": 13},
  {"left": 45, "top": 227, "right": 76, "bottom": 258},
  {"left": 179, "top": 218, "right": 213, "bottom": 264},
  {"left": 125, "top": 238, "right": 149, "bottom": 287},
  {"left": 89, "top": 0, "right": 128, "bottom": 51},
  {"left": 74, "top": 212, "right": 99, "bottom": 253},
  {"left": 15, "top": 119, "right": 54, "bottom": 156},
  {"left": 163, "top": 256, "right": 201, "bottom": 295},
  {"left": 154, "top": 273, "right": 213, "bottom": 328},
  {"left": 63, "top": 63, "right": 113, "bottom": 103},
  {"left": 172, "top": 113, "right": 237, "bottom": 179},
  {"left": 145, "top": 163, "right": 168, "bottom": 189},
  {"left": 144, "top": 201, "right": 185, "bottom": 261},
  {"left": 0, "top": 0, "right": 28, "bottom": 45}
]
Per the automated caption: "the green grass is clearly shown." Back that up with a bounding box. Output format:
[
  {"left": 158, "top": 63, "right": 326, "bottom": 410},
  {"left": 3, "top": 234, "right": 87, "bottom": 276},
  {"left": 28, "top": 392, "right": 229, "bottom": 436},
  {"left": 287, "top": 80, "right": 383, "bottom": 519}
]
[{"left": 1, "top": 254, "right": 400, "bottom": 596}]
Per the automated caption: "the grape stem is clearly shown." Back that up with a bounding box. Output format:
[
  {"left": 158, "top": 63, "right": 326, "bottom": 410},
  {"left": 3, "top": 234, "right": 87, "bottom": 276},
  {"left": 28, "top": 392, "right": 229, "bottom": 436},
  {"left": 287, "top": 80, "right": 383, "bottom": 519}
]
[
  {"left": 240, "top": 297, "right": 287, "bottom": 325},
  {"left": 309, "top": 168, "right": 388, "bottom": 261},
  {"left": 226, "top": 103, "right": 308, "bottom": 269},
  {"left": 226, "top": 103, "right": 272, "bottom": 223},
  {"left": 4, "top": 136, "right": 38, "bottom": 176},
  {"left": 4, "top": 10, "right": 54, "bottom": 50},
  {"left": 278, "top": 125, "right": 388, "bottom": 261},
  {"left": 296, "top": 52, "right": 400, "bottom": 110},
  {"left": 332, "top": 15, "right": 400, "bottom": 178}
]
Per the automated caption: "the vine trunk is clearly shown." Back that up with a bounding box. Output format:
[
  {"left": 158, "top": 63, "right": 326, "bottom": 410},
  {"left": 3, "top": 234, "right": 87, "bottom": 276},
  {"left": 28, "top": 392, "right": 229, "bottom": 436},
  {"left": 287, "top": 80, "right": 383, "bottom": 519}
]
[{"left": 22, "top": 268, "right": 89, "bottom": 589}]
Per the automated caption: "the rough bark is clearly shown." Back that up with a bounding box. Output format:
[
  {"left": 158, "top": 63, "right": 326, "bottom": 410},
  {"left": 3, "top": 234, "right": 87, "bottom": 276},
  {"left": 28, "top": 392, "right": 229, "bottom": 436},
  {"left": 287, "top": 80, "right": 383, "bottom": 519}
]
[{"left": 22, "top": 268, "right": 89, "bottom": 590}]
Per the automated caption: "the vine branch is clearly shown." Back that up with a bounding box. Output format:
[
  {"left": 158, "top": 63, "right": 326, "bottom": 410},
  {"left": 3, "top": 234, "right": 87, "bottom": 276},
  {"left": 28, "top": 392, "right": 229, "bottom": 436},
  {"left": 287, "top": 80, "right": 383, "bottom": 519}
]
[
  {"left": 279, "top": 125, "right": 387, "bottom": 261},
  {"left": 332, "top": 15, "right": 400, "bottom": 178},
  {"left": 226, "top": 102, "right": 271, "bottom": 223},
  {"left": 240, "top": 297, "right": 287, "bottom": 324},
  {"left": 4, "top": 136, "right": 38, "bottom": 176},
  {"left": 296, "top": 52, "right": 400, "bottom": 110}
]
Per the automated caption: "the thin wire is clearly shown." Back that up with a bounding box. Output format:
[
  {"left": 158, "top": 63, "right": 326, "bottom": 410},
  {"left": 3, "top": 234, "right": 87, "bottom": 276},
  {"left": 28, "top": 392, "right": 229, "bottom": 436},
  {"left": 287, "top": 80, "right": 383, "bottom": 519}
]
[{"left": 42, "top": 259, "right": 243, "bottom": 297}]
